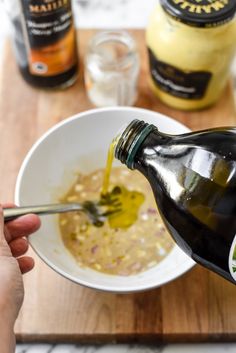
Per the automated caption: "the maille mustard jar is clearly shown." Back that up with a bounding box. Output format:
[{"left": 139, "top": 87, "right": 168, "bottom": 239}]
[{"left": 146, "top": 0, "right": 236, "bottom": 110}]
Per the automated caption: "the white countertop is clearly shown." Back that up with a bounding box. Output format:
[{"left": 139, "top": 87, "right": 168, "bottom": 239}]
[
  {"left": 0, "top": 1, "right": 236, "bottom": 352},
  {"left": 0, "top": 0, "right": 156, "bottom": 35},
  {"left": 15, "top": 343, "right": 236, "bottom": 353}
]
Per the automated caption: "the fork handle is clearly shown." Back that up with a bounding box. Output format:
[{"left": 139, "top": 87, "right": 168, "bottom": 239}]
[{"left": 3, "top": 203, "right": 84, "bottom": 222}]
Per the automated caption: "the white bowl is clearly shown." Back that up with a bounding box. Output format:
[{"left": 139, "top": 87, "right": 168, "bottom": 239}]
[{"left": 15, "top": 107, "right": 195, "bottom": 293}]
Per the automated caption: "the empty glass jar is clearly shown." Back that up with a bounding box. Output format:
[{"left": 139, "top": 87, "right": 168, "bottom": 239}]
[{"left": 84, "top": 30, "right": 140, "bottom": 107}]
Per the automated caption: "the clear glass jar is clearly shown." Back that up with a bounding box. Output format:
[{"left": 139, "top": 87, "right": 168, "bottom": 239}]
[
  {"left": 84, "top": 30, "right": 140, "bottom": 107},
  {"left": 146, "top": 1, "right": 236, "bottom": 110}
]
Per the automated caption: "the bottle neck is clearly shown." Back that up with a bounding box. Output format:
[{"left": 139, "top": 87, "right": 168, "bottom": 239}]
[{"left": 115, "top": 119, "right": 157, "bottom": 169}]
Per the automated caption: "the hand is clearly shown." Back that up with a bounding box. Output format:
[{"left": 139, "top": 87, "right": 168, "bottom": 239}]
[{"left": 0, "top": 204, "right": 40, "bottom": 327}]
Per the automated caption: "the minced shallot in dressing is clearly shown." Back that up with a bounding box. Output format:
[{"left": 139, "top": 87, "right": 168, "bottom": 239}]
[{"left": 59, "top": 167, "right": 174, "bottom": 276}]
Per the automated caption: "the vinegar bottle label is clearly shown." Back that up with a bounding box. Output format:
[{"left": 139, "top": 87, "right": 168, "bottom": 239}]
[{"left": 19, "top": 0, "right": 77, "bottom": 77}]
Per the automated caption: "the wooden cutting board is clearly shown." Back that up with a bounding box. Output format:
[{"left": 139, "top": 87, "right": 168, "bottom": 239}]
[{"left": 1, "top": 30, "right": 236, "bottom": 343}]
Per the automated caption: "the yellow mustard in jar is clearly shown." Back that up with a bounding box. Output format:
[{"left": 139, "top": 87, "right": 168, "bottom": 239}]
[{"left": 146, "top": 0, "right": 236, "bottom": 110}]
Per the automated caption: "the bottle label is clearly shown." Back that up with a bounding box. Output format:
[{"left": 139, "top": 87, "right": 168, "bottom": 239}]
[
  {"left": 148, "top": 48, "right": 212, "bottom": 100},
  {"left": 20, "top": 0, "right": 77, "bottom": 76},
  {"left": 229, "top": 235, "right": 236, "bottom": 281}
]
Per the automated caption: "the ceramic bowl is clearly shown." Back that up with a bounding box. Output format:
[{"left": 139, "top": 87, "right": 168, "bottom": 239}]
[{"left": 15, "top": 107, "right": 195, "bottom": 292}]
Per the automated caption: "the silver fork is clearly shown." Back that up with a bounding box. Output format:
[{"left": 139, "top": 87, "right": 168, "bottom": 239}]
[{"left": 3, "top": 201, "right": 118, "bottom": 226}]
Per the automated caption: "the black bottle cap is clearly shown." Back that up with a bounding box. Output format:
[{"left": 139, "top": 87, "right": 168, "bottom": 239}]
[{"left": 160, "top": 0, "right": 236, "bottom": 27}]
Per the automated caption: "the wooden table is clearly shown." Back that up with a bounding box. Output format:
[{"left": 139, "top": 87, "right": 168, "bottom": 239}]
[{"left": 1, "top": 30, "right": 236, "bottom": 343}]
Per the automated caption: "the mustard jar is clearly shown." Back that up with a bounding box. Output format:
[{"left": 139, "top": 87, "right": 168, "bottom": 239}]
[{"left": 146, "top": 0, "right": 236, "bottom": 110}]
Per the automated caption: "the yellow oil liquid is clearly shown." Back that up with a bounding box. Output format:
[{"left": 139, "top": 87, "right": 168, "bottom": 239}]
[
  {"left": 101, "top": 139, "right": 116, "bottom": 196},
  {"left": 105, "top": 185, "right": 145, "bottom": 228},
  {"left": 101, "top": 138, "right": 145, "bottom": 229}
]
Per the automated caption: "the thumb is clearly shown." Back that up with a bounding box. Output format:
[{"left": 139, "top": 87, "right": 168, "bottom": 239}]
[{"left": 0, "top": 205, "right": 11, "bottom": 256}]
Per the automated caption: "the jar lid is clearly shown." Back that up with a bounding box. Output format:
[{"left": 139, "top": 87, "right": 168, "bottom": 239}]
[{"left": 160, "top": 0, "right": 236, "bottom": 27}]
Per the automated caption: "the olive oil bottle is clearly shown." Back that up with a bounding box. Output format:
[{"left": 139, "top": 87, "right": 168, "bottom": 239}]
[{"left": 115, "top": 119, "right": 236, "bottom": 284}]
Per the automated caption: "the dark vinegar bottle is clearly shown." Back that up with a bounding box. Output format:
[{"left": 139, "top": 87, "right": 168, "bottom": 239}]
[
  {"left": 7, "top": 0, "right": 78, "bottom": 89},
  {"left": 115, "top": 119, "right": 236, "bottom": 284}
]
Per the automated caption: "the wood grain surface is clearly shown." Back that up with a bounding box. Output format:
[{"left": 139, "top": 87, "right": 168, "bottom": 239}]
[{"left": 1, "top": 30, "right": 236, "bottom": 343}]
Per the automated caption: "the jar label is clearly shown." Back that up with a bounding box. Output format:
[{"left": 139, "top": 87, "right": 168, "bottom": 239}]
[
  {"left": 229, "top": 235, "right": 236, "bottom": 281},
  {"left": 148, "top": 48, "right": 212, "bottom": 100},
  {"left": 20, "top": 0, "right": 77, "bottom": 77}
]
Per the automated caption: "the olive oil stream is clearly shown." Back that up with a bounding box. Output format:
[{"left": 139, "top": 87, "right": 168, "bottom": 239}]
[{"left": 100, "top": 139, "right": 145, "bottom": 229}]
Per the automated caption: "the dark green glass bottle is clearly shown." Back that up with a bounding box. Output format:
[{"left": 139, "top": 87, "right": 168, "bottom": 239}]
[{"left": 115, "top": 119, "right": 236, "bottom": 284}]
